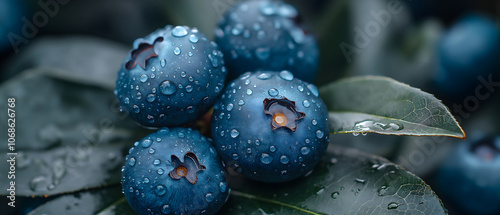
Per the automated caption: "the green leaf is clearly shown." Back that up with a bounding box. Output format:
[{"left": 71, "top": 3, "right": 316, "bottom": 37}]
[
  {"left": 4, "top": 36, "right": 129, "bottom": 90},
  {"left": 27, "top": 186, "right": 129, "bottom": 215},
  {"left": 219, "top": 146, "right": 447, "bottom": 214},
  {"left": 0, "top": 143, "right": 127, "bottom": 196},
  {"left": 319, "top": 76, "right": 465, "bottom": 138},
  {"left": 0, "top": 70, "right": 147, "bottom": 151},
  {"left": 0, "top": 70, "right": 149, "bottom": 196}
]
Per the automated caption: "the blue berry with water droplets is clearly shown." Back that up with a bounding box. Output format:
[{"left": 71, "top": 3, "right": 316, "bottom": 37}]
[
  {"left": 122, "top": 127, "right": 230, "bottom": 215},
  {"left": 215, "top": 0, "right": 319, "bottom": 82},
  {"left": 211, "top": 71, "right": 329, "bottom": 183},
  {"left": 115, "top": 25, "right": 227, "bottom": 127}
]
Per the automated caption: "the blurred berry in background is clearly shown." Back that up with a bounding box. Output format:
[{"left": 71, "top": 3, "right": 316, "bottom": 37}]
[
  {"left": 434, "top": 13, "right": 500, "bottom": 101},
  {"left": 436, "top": 134, "right": 500, "bottom": 215}
]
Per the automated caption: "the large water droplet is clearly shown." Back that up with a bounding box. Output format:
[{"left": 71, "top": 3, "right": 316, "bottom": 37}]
[
  {"left": 146, "top": 94, "right": 156, "bottom": 102},
  {"left": 279, "top": 70, "right": 294, "bottom": 81},
  {"left": 316, "top": 130, "right": 324, "bottom": 138},
  {"left": 172, "top": 26, "right": 188, "bottom": 37},
  {"left": 226, "top": 103, "right": 234, "bottom": 111},
  {"left": 230, "top": 129, "right": 239, "bottom": 138},
  {"left": 160, "top": 80, "right": 177, "bottom": 95},
  {"left": 189, "top": 34, "right": 199, "bottom": 43},
  {"left": 298, "top": 146, "right": 311, "bottom": 156},
  {"left": 155, "top": 185, "right": 167, "bottom": 196},
  {"left": 205, "top": 193, "right": 214, "bottom": 202},
  {"left": 142, "top": 139, "right": 152, "bottom": 148},
  {"left": 128, "top": 157, "right": 136, "bottom": 166},
  {"left": 307, "top": 84, "right": 319, "bottom": 97},
  {"left": 280, "top": 155, "right": 289, "bottom": 164},
  {"left": 157, "top": 168, "right": 165, "bottom": 175},
  {"left": 260, "top": 153, "right": 273, "bottom": 164},
  {"left": 143, "top": 177, "right": 150, "bottom": 183},
  {"left": 133, "top": 105, "right": 140, "bottom": 113},
  {"left": 140, "top": 74, "right": 148, "bottom": 83},
  {"left": 268, "top": 88, "right": 279, "bottom": 97},
  {"left": 238, "top": 100, "right": 245, "bottom": 106},
  {"left": 257, "top": 73, "right": 272, "bottom": 80},
  {"left": 331, "top": 191, "right": 340, "bottom": 199},
  {"left": 303, "top": 100, "right": 310, "bottom": 108},
  {"left": 174, "top": 47, "right": 181, "bottom": 55},
  {"left": 387, "top": 202, "right": 401, "bottom": 210},
  {"left": 246, "top": 89, "right": 253, "bottom": 95},
  {"left": 153, "top": 159, "right": 161, "bottom": 165},
  {"left": 160, "top": 59, "right": 166, "bottom": 67},
  {"left": 29, "top": 176, "right": 46, "bottom": 191}
]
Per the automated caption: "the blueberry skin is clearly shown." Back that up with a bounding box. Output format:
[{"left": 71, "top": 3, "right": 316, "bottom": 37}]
[
  {"left": 115, "top": 25, "right": 227, "bottom": 127},
  {"left": 211, "top": 71, "right": 329, "bottom": 183},
  {"left": 437, "top": 135, "right": 500, "bottom": 215},
  {"left": 215, "top": 0, "right": 319, "bottom": 82},
  {"left": 122, "top": 127, "right": 230, "bottom": 215},
  {"left": 435, "top": 14, "right": 500, "bottom": 99}
]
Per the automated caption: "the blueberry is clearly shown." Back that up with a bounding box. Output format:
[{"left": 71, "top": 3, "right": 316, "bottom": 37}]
[
  {"left": 434, "top": 14, "right": 500, "bottom": 100},
  {"left": 121, "top": 127, "right": 230, "bottom": 215},
  {"left": 115, "top": 25, "right": 227, "bottom": 127},
  {"left": 215, "top": 0, "right": 319, "bottom": 82},
  {"left": 436, "top": 135, "right": 500, "bottom": 215},
  {"left": 211, "top": 71, "right": 329, "bottom": 183}
]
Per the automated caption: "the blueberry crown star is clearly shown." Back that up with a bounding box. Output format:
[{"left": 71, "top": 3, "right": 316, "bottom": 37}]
[
  {"left": 264, "top": 97, "right": 305, "bottom": 132},
  {"left": 169, "top": 152, "right": 206, "bottom": 184},
  {"left": 125, "top": 37, "right": 163, "bottom": 70}
]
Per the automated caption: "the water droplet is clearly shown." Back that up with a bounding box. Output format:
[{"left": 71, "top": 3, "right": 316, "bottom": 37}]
[
  {"left": 260, "top": 3, "right": 276, "bottom": 15},
  {"left": 146, "top": 94, "right": 156, "bottom": 102},
  {"left": 136, "top": 92, "right": 142, "bottom": 100},
  {"left": 162, "top": 204, "right": 171, "bottom": 214},
  {"left": 278, "top": 4, "right": 298, "bottom": 17},
  {"left": 160, "top": 59, "right": 166, "bottom": 67},
  {"left": 331, "top": 191, "right": 340, "bottom": 199},
  {"left": 153, "top": 159, "right": 161, "bottom": 165},
  {"left": 279, "top": 70, "right": 294, "bottom": 81},
  {"left": 280, "top": 155, "right": 289, "bottom": 164},
  {"left": 268, "top": 88, "right": 279, "bottom": 97},
  {"left": 303, "top": 100, "right": 310, "bottom": 108},
  {"left": 269, "top": 145, "right": 276, "bottom": 152},
  {"left": 387, "top": 202, "right": 401, "bottom": 210},
  {"left": 143, "top": 177, "right": 150, "bottom": 183},
  {"left": 230, "top": 129, "right": 239, "bottom": 138},
  {"left": 155, "top": 185, "right": 167, "bottom": 196},
  {"left": 172, "top": 26, "right": 188, "bottom": 37},
  {"left": 185, "top": 85, "right": 193, "bottom": 93},
  {"left": 157, "top": 168, "right": 164, "bottom": 175},
  {"left": 260, "top": 153, "right": 273, "bottom": 164},
  {"left": 174, "top": 47, "right": 181, "bottom": 55},
  {"left": 312, "top": 120, "right": 317, "bottom": 125},
  {"left": 316, "top": 130, "right": 324, "bottom": 138},
  {"left": 232, "top": 153, "right": 239, "bottom": 160},
  {"left": 232, "top": 23, "right": 244, "bottom": 36},
  {"left": 378, "top": 186, "right": 389, "bottom": 196},
  {"left": 142, "top": 139, "right": 152, "bottom": 148},
  {"left": 257, "top": 73, "right": 272, "bottom": 80},
  {"left": 226, "top": 103, "right": 234, "bottom": 111},
  {"left": 160, "top": 80, "right": 176, "bottom": 95},
  {"left": 246, "top": 89, "right": 253, "bottom": 95},
  {"left": 128, "top": 157, "right": 136, "bottom": 166},
  {"left": 300, "top": 147, "right": 310, "bottom": 155},
  {"left": 29, "top": 176, "right": 46, "bottom": 191},
  {"left": 238, "top": 100, "right": 245, "bottom": 106},
  {"left": 255, "top": 48, "right": 271, "bottom": 60},
  {"left": 189, "top": 34, "right": 199, "bottom": 43},
  {"left": 124, "top": 97, "right": 130, "bottom": 104},
  {"left": 208, "top": 54, "right": 219, "bottom": 67},
  {"left": 140, "top": 74, "right": 148, "bottom": 83},
  {"left": 178, "top": 132, "right": 185, "bottom": 138},
  {"left": 205, "top": 193, "right": 214, "bottom": 202},
  {"left": 219, "top": 182, "right": 227, "bottom": 192},
  {"left": 354, "top": 178, "right": 366, "bottom": 184},
  {"left": 307, "top": 84, "right": 319, "bottom": 97},
  {"left": 297, "top": 85, "right": 304, "bottom": 92},
  {"left": 149, "top": 148, "right": 155, "bottom": 154}
]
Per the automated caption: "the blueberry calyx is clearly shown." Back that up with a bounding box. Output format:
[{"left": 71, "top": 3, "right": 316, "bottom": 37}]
[
  {"left": 126, "top": 37, "right": 163, "bottom": 70},
  {"left": 263, "top": 97, "right": 305, "bottom": 132},
  {"left": 169, "top": 152, "right": 206, "bottom": 184}
]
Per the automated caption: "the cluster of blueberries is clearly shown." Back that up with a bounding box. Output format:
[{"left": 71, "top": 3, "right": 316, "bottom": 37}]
[{"left": 115, "top": 1, "right": 327, "bottom": 214}]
